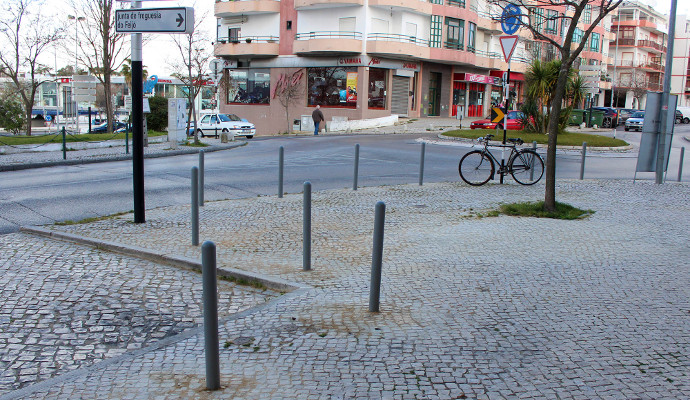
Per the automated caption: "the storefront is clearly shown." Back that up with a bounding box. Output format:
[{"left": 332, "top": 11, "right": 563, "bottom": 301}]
[
  {"left": 489, "top": 71, "right": 524, "bottom": 109},
  {"left": 452, "top": 73, "right": 500, "bottom": 118}
]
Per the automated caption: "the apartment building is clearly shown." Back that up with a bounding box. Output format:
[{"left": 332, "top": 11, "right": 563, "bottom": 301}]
[{"left": 671, "top": 15, "right": 690, "bottom": 107}]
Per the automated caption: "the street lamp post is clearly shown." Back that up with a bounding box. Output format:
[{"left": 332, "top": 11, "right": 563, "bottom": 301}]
[{"left": 68, "top": 15, "right": 85, "bottom": 134}]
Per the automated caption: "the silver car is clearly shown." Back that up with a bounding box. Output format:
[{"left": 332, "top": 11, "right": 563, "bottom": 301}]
[{"left": 624, "top": 111, "right": 644, "bottom": 132}]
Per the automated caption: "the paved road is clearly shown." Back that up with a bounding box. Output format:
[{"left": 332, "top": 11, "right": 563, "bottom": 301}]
[
  {"left": 1, "top": 179, "right": 688, "bottom": 399},
  {"left": 3, "top": 130, "right": 687, "bottom": 235}
]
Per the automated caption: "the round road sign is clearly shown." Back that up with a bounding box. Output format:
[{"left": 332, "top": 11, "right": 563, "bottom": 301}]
[{"left": 501, "top": 4, "right": 522, "bottom": 35}]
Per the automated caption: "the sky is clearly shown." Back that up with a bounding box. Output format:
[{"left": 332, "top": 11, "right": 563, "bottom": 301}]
[{"left": 35, "top": 0, "right": 690, "bottom": 77}]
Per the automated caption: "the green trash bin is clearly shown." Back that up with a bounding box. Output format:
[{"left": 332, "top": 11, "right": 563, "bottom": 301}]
[
  {"left": 569, "top": 109, "right": 585, "bottom": 125},
  {"left": 587, "top": 110, "right": 605, "bottom": 127}
]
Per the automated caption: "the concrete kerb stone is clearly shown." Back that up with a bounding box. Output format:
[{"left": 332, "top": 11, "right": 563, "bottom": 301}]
[
  {"left": 20, "top": 225, "right": 305, "bottom": 293},
  {"left": 0, "top": 141, "right": 248, "bottom": 172}
]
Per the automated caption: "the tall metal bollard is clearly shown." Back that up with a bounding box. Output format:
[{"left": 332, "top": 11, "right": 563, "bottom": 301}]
[
  {"left": 191, "top": 167, "right": 199, "bottom": 246},
  {"left": 126, "top": 125, "right": 129, "bottom": 154},
  {"left": 579, "top": 142, "right": 587, "bottom": 180},
  {"left": 201, "top": 241, "right": 220, "bottom": 391},
  {"left": 678, "top": 147, "right": 685, "bottom": 182},
  {"left": 419, "top": 142, "right": 426, "bottom": 186},
  {"left": 369, "top": 201, "right": 386, "bottom": 313},
  {"left": 530, "top": 141, "right": 537, "bottom": 182},
  {"left": 278, "top": 146, "right": 284, "bottom": 198},
  {"left": 353, "top": 144, "right": 360, "bottom": 190},
  {"left": 303, "top": 181, "right": 312, "bottom": 271},
  {"left": 61, "top": 127, "right": 67, "bottom": 160},
  {"left": 199, "top": 150, "right": 205, "bottom": 206}
]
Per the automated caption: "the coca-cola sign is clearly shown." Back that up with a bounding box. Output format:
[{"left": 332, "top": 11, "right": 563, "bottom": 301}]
[{"left": 457, "top": 73, "right": 499, "bottom": 85}]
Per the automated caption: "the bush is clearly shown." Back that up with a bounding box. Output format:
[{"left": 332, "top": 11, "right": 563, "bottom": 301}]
[
  {"left": 146, "top": 96, "right": 168, "bottom": 131},
  {"left": 0, "top": 97, "right": 26, "bottom": 134}
]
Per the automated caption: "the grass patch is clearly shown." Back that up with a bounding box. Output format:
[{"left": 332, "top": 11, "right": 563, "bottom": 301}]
[
  {"left": 54, "top": 210, "right": 132, "bottom": 225},
  {"left": 0, "top": 130, "right": 167, "bottom": 145},
  {"left": 218, "top": 274, "right": 267, "bottom": 290},
  {"left": 442, "top": 129, "right": 628, "bottom": 147},
  {"left": 182, "top": 141, "right": 209, "bottom": 147},
  {"left": 498, "top": 201, "right": 594, "bottom": 220}
]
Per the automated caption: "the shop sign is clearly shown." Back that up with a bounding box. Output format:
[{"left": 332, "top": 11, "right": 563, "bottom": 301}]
[
  {"left": 457, "top": 73, "right": 500, "bottom": 85},
  {"left": 271, "top": 69, "right": 305, "bottom": 99}
]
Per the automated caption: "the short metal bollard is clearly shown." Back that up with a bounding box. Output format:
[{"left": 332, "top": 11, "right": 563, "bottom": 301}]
[
  {"left": 353, "top": 144, "right": 360, "bottom": 190},
  {"left": 369, "top": 201, "right": 386, "bottom": 313},
  {"left": 278, "top": 146, "right": 284, "bottom": 198},
  {"left": 126, "top": 126, "right": 130, "bottom": 154},
  {"left": 530, "top": 141, "right": 537, "bottom": 181},
  {"left": 419, "top": 142, "right": 426, "bottom": 186},
  {"left": 679, "top": 147, "right": 685, "bottom": 182},
  {"left": 62, "top": 127, "right": 67, "bottom": 160},
  {"left": 201, "top": 241, "right": 220, "bottom": 390},
  {"left": 580, "top": 142, "right": 587, "bottom": 180},
  {"left": 199, "top": 150, "right": 205, "bottom": 206},
  {"left": 303, "top": 181, "right": 312, "bottom": 271},
  {"left": 191, "top": 167, "right": 199, "bottom": 246}
]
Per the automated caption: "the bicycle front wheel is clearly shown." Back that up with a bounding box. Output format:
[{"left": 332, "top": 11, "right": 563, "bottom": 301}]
[
  {"left": 510, "top": 149, "right": 544, "bottom": 185},
  {"left": 459, "top": 150, "right": 494, "bottom": 186}
]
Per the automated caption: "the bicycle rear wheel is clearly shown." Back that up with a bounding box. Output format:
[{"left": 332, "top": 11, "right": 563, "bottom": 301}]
[
  {"left": 459, "top": 150, "right": 494, "bottom": 186},
  {"left": 510, "top": 149, "right": 544, "bottom": 185}
]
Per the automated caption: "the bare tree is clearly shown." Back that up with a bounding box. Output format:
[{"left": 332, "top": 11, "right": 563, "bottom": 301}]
[
  {"left": 626, "top": 71, "right": 649, "bottom": 109},
  {"left": 169, "top": 13, "right": 212, "bottom": 144},
  {"left": 0, "top": 0, "right": 63, "bottom": 136},
  {"left": 273, "top": 69, "right": 305, "bottom": 133},
  {"left": 492, "top": 0, "right": 623, "bottom": 211},
  {"left": 68, "top": 0, "right": 127, "bottom": 133}
]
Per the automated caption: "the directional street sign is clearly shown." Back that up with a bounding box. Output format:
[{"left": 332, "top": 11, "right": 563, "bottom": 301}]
[
  {"left": 501, "top": 4, "right": 522, "bottom": 35},
  {"left": 115, "top": 7, "right": 194, "bottom": 34},
  {"left": 72, "top": 75, "right": 97, "bottom": 103},
  {"left": 491, "top": 107, "right": 506, "bottom": 123},
  {"left": 499, "top": 35, "right": 519, "bottom": 63}
]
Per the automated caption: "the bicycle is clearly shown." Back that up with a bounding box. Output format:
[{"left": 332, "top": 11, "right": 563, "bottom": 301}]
[{"left": 458, "top": 134, "right": 544, "bottom": 186}]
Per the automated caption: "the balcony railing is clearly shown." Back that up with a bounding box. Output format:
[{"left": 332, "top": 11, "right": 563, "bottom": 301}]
[
  {"left": 295, "top": 31, "right": 362, "bottom": 40},
  {"left": 444, "top": 40, "right": 464, "bottom": 50},
  {"left": 613, "top": 38, "right": 635, "bottom": 46},
  {"left": 612, "top": 60, "right": 665, "bottom": 70},
  {"left": 637, "top": 39, "right": 666, "bottom": 52},
  {"left": 217, "top": 35, "right": 279, "bottom": 44},
  {"left": 367, "top": 33, "right": 429, "bottom": 46}
]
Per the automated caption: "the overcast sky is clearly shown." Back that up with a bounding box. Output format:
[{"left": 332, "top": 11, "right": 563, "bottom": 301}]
[{"left": 41, "top": 0, "right": 690, "bottom": 77}]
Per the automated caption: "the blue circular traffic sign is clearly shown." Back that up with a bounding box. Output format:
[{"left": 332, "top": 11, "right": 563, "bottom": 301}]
[
  {"left": 501, "top": 4, "right": 522, "bottom": 35},
  {"left": 44, "top": 115, "right": 52, "bottom": 122}
]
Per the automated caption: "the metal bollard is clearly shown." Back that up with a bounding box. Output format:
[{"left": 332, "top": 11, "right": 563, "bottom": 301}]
[
  {"left": 579, "top": 142, "right": 587, "bottom": 180},
  {"left": 303, "top": 181, "right": 312, "bottom": 271},
  {"left": 530, "top": 141, "right": 537, "bottom": 181},
  {"left": 62, "top": 127, "right": 67, "bottom": 160},
  {"left": 125, "top": 126, "right": 129, "bottom": 154},
  {"left": 201, "top": 241, "right": 220, "bottom": 391},
  {"left": 278, "top": 146, "right": 284, "bottom": 198},
  {"left": 369, "top": 201, "right": 386, "bottom": 313},
  {"left": 191, "top": 167, "right": 199, "bottom": 246},
  {"left": 199, "top": 150, "right": 205, "bottom": 206},
  {"left": 679, "top": 147, "right": 685, "bottom": 182},
  {"left": 419, "top": 142, "right": 426, "bottom": 186},
  {"left": 353, "top": 144, "right": 360, "bottom": 190}
]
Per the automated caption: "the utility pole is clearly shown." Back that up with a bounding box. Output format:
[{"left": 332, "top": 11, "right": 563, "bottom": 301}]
[
  {"left": 131, "top": 0, "right": 145, "bottom": 222},
  {"left": 655, "top": 0, "right": 677, "bottom": 184}
]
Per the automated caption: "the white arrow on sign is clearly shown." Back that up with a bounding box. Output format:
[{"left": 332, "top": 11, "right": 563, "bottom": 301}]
[
  {"left": 500, "top": 35, "right": 519, "bottom": 63},
  {"left": 115, "top": 7, "right": 194, "bottom": 34}
]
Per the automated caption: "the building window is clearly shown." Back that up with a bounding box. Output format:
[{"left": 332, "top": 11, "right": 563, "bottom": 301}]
[
  {"left": 308, "top": 67, "right": 358, "bottom": 107},
  {"left": 447, "top": 0, "right": 465, "bottom": 8},
  {"left": 429, "top": 0, "right": 443, "bottom": 4},
  {"left": 430, "top": 15, "right": 442, "bottom": 48},
  {"left": 229, "top": 27, "right": 240, "bottom": 43},
  {"left": 560, "top": 13, "right": 568, "bottom": 37},
  {"left": 573, "top": 28, "right": 583, "bottom": 44},
  {"left": 467, "top": 22, "right": 476, "bottom": 52},
  {"left": 590, "top": 32, "right": 600, "bottom": 52},
  {"left": 286, "top": 20, "right": 292, "bottom": 30},
  {"left": 226, "top": 69, "right": 271, "bottom": 104},
  {"left": 530, "top": 7, "right": 544, "bottom": 33},
  {"left": 545, "top": 10, "right": 558, "bottom": 34},
  {"left": 445, "top": 17, "right": 464, "bottom": 50},
  {"left": 368, "top": 68, "right": 387, "bottom": 109},
  {"left": 583, "top": 5, "right": 592, "bottom": 24}
]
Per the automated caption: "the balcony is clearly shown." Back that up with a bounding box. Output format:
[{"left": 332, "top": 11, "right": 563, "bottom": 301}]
[
  {"left": 294, "top": 31, "right": 362, "bottom": 55},
  {"left": 294, "top": 0, "right": 363, "bottom": 8},
  {"left": 637, "top": 39, "right": 666, "bottom": 54},
  {"left": 215, "top": 0, "right": 280, "bottom": 17},
  {"left": 612, "top": 60, "right": 665, "bottom": 71},
  {"left": 366, "top": 33, "right": 430, "bottom": 60},
  {"left": 368, "top": 0, "right": 431, "bottom": 14},
  {"left": 473, "top": 8, "right": 502, "bottom": 34},
  {"left": 215, "top": 36, "right": 280, "bottom": 58},
  {"left": 612, "top": 38, "right": 636, "bottom": 47}
]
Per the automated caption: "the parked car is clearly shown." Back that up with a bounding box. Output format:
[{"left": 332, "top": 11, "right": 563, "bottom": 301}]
[
  {"left": 675, "top": 109, "right": 689, "bottom": 124},
  {"left": 470, "top": 110, "right": 526, "bottom": 130},
  {"left": 590, "top": 107, "right": 618, "bottom": 127},
  {"left": 194, "top": 113, "right": 255, "bottom": 139},
  {"left": 617, "top": 108, "right": 638, "bottom": 125},
  {"left": 624, "top": 111, "right": 644, "bottom": 131},
  {"left": 90, "top": 121, "right": 127, "bottom": 133}
]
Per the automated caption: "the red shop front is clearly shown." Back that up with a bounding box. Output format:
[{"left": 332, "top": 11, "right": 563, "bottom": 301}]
[
  {"left": 489, "top": 71, "right": 524, "bottom": 107},
  {"left": 452, "top": 73, "right": 500, "bottom": 118}
]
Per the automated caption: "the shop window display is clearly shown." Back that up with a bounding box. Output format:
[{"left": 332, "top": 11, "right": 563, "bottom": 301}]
[
  {"left": 308, "top": 67, "right": 358, "bottom": 107},
  {"left": 226, "top": 69, "right": 270, "bottom": 104},
  {"left": 368, "top": 68, "right": 387, "bottom": 109}
]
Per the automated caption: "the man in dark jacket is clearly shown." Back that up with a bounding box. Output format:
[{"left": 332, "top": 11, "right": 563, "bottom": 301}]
[{"left": 312, "top": 105, "right": 324, "bottom": 136}]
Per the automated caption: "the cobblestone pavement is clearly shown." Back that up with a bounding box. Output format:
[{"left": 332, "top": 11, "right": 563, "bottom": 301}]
[
  {"left": 0, "top": 234, "right": 278, "bottom": 396},
  {"left": 4, "top": 179, "right": 690, "bottom": 399}
]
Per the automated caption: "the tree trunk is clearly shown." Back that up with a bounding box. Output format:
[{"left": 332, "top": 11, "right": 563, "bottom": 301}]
[
  {"left": 544, "top": 60, "right": 573, "bottom": 212},
  {"left": 104, "top": 74, "right": 114, "bottom": 133}
]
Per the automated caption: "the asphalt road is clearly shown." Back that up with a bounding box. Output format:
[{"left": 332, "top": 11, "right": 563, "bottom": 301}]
[{"left": 0, "top": 132, "right": 687, "bottom": 234}]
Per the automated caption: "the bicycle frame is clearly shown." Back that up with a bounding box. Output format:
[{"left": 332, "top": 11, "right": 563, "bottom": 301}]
[{"left": 475, "top": 138, "right": 520, "bottom": 179}]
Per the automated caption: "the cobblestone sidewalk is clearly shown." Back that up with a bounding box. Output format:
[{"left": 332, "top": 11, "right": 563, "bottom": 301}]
[{"left": 3, "top": 179, "right": 689, "bottom": 399}]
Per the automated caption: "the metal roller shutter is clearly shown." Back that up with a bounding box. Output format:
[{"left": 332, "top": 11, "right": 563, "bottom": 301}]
[{"left": 391, "top": 76, "right": 409, "bottom": 116}]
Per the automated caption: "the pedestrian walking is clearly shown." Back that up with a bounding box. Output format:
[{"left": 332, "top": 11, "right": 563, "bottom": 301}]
[{"left": 312, "top": 105, "right": 324, "bottom": 136}]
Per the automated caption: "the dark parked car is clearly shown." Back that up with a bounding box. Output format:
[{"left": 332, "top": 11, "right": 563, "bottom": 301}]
[
  {"left": 675, "top": 110, "right": 688, "bottom": 124},
  {"left": 590, "top": 107, "right": 618, "bottom": 127},
  {"left": 90, "top": 121, "right": 127, "bottom": 133},
  {"left": 617, "top": 108, "right": 638, "bottom": 125}
]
